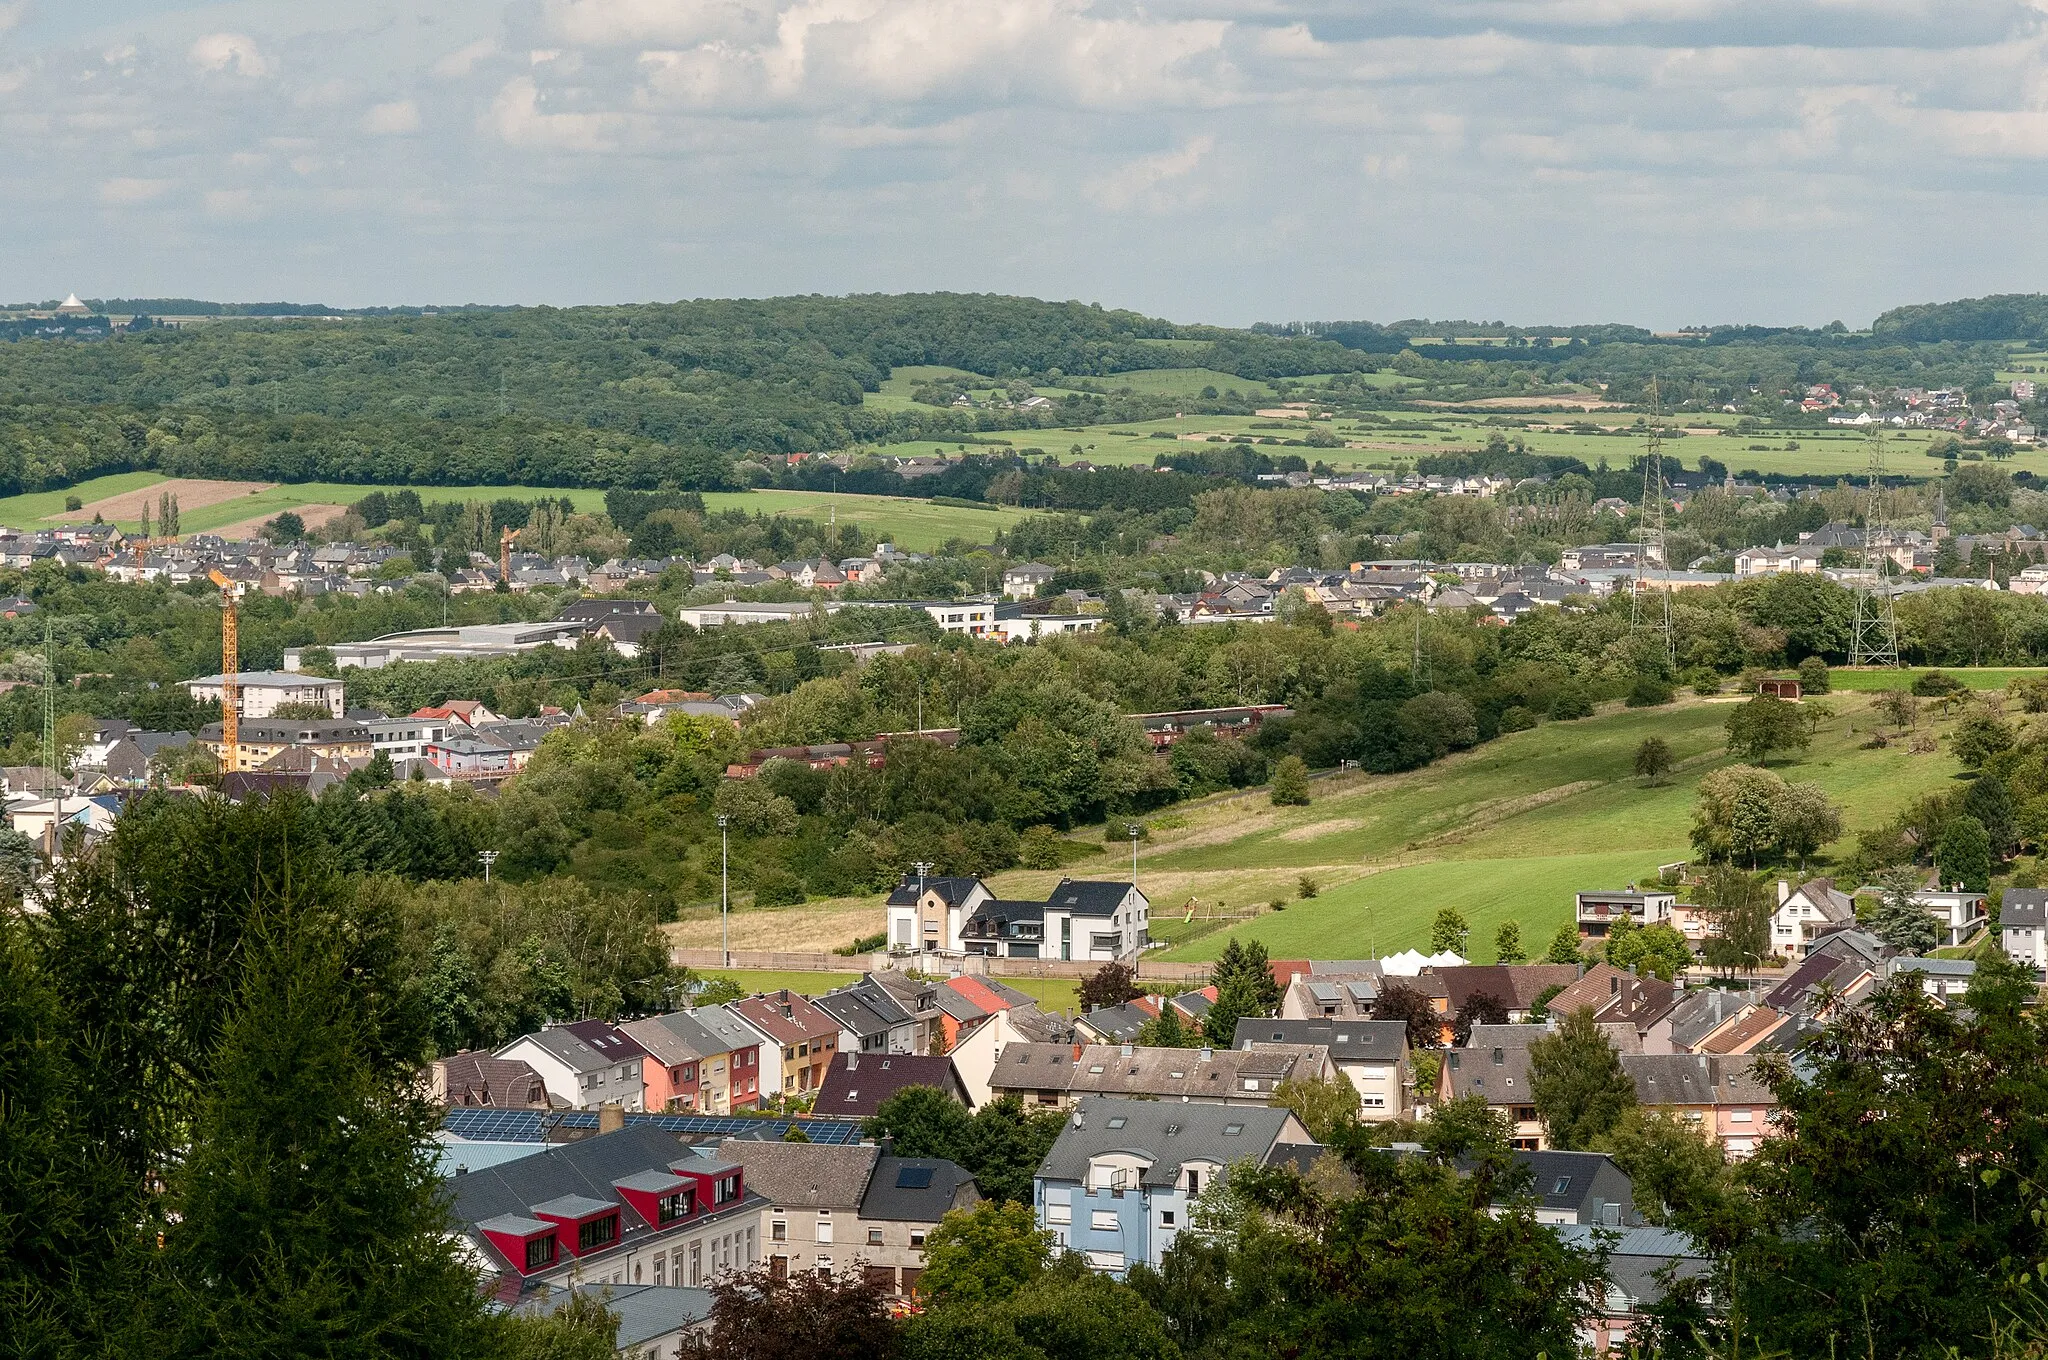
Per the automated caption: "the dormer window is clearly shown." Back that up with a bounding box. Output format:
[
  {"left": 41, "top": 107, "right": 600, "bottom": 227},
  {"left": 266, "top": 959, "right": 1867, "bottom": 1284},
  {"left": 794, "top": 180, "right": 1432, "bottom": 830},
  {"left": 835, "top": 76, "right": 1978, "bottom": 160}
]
[
  {"left": 526, "top": 1236, "right": 556, "bottom": 1271},
  {"left": 578, "top": 1214, "right": 619, "bottom": 1253},
  {"left": 658, "top": 1191, "right": 691, "bottom": 1224}
]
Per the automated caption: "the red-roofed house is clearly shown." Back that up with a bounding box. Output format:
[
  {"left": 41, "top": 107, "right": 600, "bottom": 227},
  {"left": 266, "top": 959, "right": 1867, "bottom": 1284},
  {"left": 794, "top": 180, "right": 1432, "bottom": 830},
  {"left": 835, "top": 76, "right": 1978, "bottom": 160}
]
[
  {"left": 411, "top": 700, "right": 503, "bottom": 729},
  {"left": 726, "top": 991, "right": 841, "bottom": 1098}
]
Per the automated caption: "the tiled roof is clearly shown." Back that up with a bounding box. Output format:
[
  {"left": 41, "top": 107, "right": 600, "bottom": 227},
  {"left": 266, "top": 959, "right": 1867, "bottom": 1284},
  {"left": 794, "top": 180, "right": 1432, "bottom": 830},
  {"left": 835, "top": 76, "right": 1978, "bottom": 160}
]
[
  {"left": 813, "top": 1052, "right": 962, "bottom": 1117},
  {"left": 1037, "top": 1096, "right": 1304, "bottom": 1188},
  {"left": 859, "top": 1156, "right": 978, "bottom": 1223},
  {"left": 715, "top": 1139, "right": 879, "bottom": 1211}
]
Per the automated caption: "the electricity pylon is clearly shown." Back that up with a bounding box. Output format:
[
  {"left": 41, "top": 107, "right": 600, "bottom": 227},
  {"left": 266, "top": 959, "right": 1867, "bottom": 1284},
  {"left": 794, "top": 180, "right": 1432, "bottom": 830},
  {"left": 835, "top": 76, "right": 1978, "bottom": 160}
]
[
  {"left": 1848, "top": 428, "right": 1902, "bottom": 668},
  {"left": 1631, "top": 377, "right": 1676, "bottom": 669}
]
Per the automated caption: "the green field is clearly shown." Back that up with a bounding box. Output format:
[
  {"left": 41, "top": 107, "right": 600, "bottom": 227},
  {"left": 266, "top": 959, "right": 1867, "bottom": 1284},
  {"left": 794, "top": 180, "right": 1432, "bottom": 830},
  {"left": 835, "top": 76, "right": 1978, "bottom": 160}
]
[
  {"left": 1137, "top": 690, "right": 1972, "bottom": 964},
  {"left": 1825, "top": 667, "right": 2047, "bottom": 692},
  {"left": 0, "top": 473, "right": 1035, "bottom": 553},
  {"left": 703, "top": 969, "right": 861, "bottom": 996}
]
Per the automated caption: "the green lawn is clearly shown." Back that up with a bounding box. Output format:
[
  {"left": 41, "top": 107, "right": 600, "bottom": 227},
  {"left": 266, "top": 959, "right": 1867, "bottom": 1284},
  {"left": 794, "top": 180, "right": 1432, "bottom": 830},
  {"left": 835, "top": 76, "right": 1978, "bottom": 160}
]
[
  {"left": 1150, "top": 691, "right": 1970, "bottom": 963},
  {"left": 703, "top": 969, "right": 861, "bottom": 997},
  {"left": 1825, "top": 667, "right": 2045, "bottom": 692},
  {"left": 0, "top": 473, "right": 1036, "bottom": 553}
]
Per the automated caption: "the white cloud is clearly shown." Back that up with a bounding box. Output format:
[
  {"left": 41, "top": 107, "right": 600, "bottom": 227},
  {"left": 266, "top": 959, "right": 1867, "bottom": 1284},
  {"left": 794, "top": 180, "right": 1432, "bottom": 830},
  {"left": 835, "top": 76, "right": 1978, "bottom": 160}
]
[
  {"left": 98, "top": 177, "right": 171, "bottom": 205},
  {"left": 488, "top": 76, "right": 626, "bottom": 150},
  {"left": 433, "top": 39, "right": 497, "bottom": 78},
  {"left": 188, "top": 32, "right": 271, "bottom": 78},
  {"left": 203, "top": 188, "right": 262, "bottom": 219},
  {"left": 363, "top": 99, "right": 420, "bottom": 134},
  {"left": 1089, "top": 134, "right": 1216, "bottom": 210}
]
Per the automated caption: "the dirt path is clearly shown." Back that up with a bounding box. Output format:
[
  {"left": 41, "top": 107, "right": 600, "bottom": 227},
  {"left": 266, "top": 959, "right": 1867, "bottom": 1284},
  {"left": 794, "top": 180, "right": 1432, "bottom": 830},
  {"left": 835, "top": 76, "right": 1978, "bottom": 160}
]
[{"left": 58, "top": 478, "right": 273, "bottom": 523}]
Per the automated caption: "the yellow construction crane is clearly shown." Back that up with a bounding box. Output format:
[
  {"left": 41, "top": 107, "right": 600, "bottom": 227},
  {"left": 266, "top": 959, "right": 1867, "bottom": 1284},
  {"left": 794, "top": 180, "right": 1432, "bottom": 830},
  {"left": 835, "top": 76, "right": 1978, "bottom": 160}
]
[{"left": 207, "top": 569, "right": 242, "bottom": 772}]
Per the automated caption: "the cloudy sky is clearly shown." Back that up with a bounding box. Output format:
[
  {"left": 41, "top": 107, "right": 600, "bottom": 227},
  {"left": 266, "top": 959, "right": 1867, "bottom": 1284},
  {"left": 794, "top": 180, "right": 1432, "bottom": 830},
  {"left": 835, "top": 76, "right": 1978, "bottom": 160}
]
[{"left": 4, "top": 0, "right": 2046, "bottom": 326}]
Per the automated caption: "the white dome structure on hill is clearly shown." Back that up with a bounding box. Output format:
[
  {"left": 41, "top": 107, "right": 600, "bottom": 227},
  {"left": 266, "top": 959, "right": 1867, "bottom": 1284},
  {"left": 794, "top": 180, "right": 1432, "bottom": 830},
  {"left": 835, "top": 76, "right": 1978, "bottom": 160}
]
[{"left": 54, "top": 294, "right": 90, "bottom": 315}]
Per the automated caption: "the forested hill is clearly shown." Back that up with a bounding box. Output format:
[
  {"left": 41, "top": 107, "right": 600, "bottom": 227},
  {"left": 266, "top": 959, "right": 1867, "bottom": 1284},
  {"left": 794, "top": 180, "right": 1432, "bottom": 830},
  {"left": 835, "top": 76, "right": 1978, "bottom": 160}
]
[
  {"left": 0, "top": 294, "right": 1374, "bottom": 492},
  {"left": 1872, "top": 293, "right": 2048, "bottom": 343}
]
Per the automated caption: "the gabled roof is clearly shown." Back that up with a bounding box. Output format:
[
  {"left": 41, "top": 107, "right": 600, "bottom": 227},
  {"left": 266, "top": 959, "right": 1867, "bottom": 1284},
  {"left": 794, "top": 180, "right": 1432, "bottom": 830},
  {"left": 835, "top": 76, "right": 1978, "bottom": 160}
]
[
  {"left": 502, "top": 1026, "right": 636, "bottom": 1076},
  {"left": 885, "top": 874, "right": 986, "bottom": 907},
  {"left": 1037, "top": 1096, "right": 1306, "bottom": 1188},
  {"left": 1045, "top": 878, "right": 1139, "bottom": 916},
  {"left": 2004, "top": 889, "right": 2048, "bottom": 928},
  {"left": 1230, "top": 1017, "right": 1407, "bottom": 1062},
  {"left": 1621, "top": 1054, "right": 1773, "bottom": 1106},
  {"left": 1696, "top": 1006, "right": 1785, "bottom": 1055},
  {"left": 813, "top": 1052, "right": 963, "bottom": 1118},
  {"left": 1511, "top": 1149, "right": 1640, "bottom": 1225},
  {"left": 1442, "top": 1042, "right": 1537, "bottom": 1105},
  {"left": 1074, "top": 1001, "right": 1151, "bottom": 1043},
  {"left": 715, "top": 1139, "right": 879, "bottom": 1211},
  {"left": 860, "top": 1156, "right": 978, "bottom": 1222},
  {"left": 990, "top": 1042, "right": 1325, "bottom": 1102},
  {"left": 813, "top": 981, "right": 913, "bottom": 1039},
  {"left": 561, "top": 1019, "right": 650, "bottom": 1062},
  {"left": 728, "top": 990, "right": 839, "bottom": 1044},
  {"left": 1435, "top": 964, "right": 1581, "bottom": 1012},
  {"left": 437, "top": 1052, "right": 553, "bottom": 1109},
  {"left": 1783, "top": 878, "right": 1856, "bottom": 923},
  {"left": 618, "top": 1013, "right": 711, "bottom": 1068},
  {"left": 1543, "top": 964, "right": 1677, "bottom": 1030}
]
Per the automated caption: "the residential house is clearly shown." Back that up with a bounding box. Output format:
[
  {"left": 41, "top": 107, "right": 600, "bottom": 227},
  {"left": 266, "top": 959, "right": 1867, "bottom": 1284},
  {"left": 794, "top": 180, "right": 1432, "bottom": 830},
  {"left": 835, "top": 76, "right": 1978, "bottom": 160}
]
[
  {"left": 1440, "top": 1039, "right": 1546, "bottom": 1148},
  {"left": 199, "top": 717, "right": 372, "bottom": 774},
  {"left": 1887, "top": 956, "right": 1977, "bottom": 1002},
  {"left": 1229, "top": 1018, "right": 1410, "bottom": 1120},
  {"left": 884, "top": 873, "right": 994, "bottom": 954},
  {"left": 1557, "top": 1225, "right": 1712, "bottom": 1356},
  {"left": 497, "top": 1022, "right": 651, "bottom": 1112},
  {"left": 1852, "top": 882, "right": 1988, "bottom": 948},
  {"left": 812, "top": 1051, "right": 968, "bottom": 1120},
  {"left": 183, "top": 669, "right": 345, "bottom": 719},
  {"left": 1769, "top": 878, "right": 1857, "bottom": 958},
  {"left": 1540, "top": 964, "right": 1680, "bottom": 1051},
  {"left": 1282, "top": 970, "right": 1382, "bottom": 1020},
  {"left": 947, "top": 1003, "right": 1071, "bottom": 1108},
  {"left": 510, "top": 1284, "right": 710, "bottom": 1360},
  {"left": 688, "top": 1006, "right": 768, "bottom": 1112},
  {"left": 365, "top": 713, "right": 452, "bottom": 760},
  {"left": 1433, "top": 964, "right": 1582, "bottom": 1027},
  {"left": 1511, "top": 1149, "right": 1642, "bottom": 1227},
  {"left": 1034, "top": 1096, "right": 1311, "bottom": 1276},
  {"left": 619, "top": 1013, "right": 713, "bottom": 1113},
  {"left": 988, "top": 1042, "right": 1332, "bottom": 1110},
  {"left": 717, "top": 1140, "right": 978, "bottom": 1294},
  {"left": 428, "top": 1051, "right": 557, "bottom": 1110},
  {"left": 727, "top": 991, "right": 841, "bottom": 1099},
  {"left": 1074, "top": 1000, "right": 1157, "bottom": 1044},
  {"left": 1002, "top": 562, "right": 1058, "bottom": 599},
  {"left": 445, "top": 1123, "right": 760, "bottom": 1299},
  {"left": 2002, "top": 888, "right": 2048, "bottom": 972},
  {"left": 931, "top": 975, "right": 1038, "bottom": 1051},
  {"left": 1575, "top": 888, "right": 1677, "bottom": 941},
  {"left": 857, "top": 969, "right": 947, "bottom": 1054},
  {"left": 1621, "top": 1055, "right": 1776, "bottom": 1159},
  {"left": 815, "top": 977, "right": 922, "bottom": 1055}
]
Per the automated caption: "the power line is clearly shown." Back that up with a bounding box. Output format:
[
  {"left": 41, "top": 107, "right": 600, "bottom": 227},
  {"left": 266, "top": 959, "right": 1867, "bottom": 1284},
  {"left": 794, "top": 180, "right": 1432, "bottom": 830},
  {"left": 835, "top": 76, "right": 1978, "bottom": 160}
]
[{"left": 1849, "top": 427, "right": 1902, "bottom": 668}]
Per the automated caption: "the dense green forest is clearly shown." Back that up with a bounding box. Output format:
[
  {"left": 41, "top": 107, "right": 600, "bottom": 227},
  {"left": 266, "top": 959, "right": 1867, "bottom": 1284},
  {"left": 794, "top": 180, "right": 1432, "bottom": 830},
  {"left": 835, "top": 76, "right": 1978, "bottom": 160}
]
[{"left": 2, "top": 291, "right": 2041, "bottom": 495}]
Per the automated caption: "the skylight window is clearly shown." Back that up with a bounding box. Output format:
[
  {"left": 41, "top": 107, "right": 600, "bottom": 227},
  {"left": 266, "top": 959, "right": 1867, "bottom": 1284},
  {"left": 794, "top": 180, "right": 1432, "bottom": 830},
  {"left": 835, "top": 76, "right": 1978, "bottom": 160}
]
[
  {"left": 1553, "top": 1177, "right": 1572, "bottom": 1194},
  {"left": 1107, "top": 1116, "right": 1127, "bottom": 1129},
  {"left": 1222, "top": 1123, "right": 1244, "bottom": 1136}
]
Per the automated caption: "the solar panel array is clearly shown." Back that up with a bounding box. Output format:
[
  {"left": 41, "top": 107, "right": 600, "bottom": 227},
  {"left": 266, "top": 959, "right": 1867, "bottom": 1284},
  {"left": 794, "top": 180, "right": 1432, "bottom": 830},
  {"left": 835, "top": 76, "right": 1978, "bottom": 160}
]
[{"left": 442, "top": 1107, "right": 867, "bottom": 1146}]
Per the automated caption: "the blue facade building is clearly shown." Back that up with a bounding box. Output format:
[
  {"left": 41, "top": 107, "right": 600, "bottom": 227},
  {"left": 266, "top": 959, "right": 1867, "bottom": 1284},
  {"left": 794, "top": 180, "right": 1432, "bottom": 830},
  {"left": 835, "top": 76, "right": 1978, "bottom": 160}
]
[{"left": 1032, "top": 1096, "right": 1310, "bottom": 1276}]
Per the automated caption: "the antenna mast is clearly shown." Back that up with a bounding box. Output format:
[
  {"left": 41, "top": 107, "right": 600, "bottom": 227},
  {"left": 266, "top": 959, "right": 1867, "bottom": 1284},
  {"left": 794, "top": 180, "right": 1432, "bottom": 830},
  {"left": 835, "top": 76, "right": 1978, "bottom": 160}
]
[
  {"left": 1848, "top": 428, "right": 1902, "bottom": 668},
  {"left": 1631, "top": 377, "right": 1676, "bottom": 667},
  {"left": 43, "top": 618, "right": 56, "bottom": 804}
]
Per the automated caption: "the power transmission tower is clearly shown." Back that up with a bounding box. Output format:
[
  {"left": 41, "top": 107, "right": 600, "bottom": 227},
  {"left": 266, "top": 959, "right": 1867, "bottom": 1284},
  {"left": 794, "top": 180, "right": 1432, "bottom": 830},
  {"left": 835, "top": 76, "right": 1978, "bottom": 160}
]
[
  {"left": 1849, "top": 428, "right": 1902, "bottom": 668},
  {"left": 1631, "top": 377, "right": 1676, "bottom": 668}
]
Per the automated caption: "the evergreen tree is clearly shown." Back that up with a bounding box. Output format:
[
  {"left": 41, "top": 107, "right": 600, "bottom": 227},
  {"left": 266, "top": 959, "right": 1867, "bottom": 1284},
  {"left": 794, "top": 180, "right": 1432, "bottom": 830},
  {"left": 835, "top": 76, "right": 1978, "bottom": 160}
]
[
  {"left": 1268, "top": 755, "right": 1311, "bottom": 806},
  {"left": 1528, "top": 1006, "right": 1638, "bottom": 1150},
  {"left": 1870, "top": 866, "right": 1939, "bottom": 955},
  {"left": 1937, "top": 814, "right": 1994, "bottom": 892},
  {"left": 1136, "top": 1006, "right": 1196, "bottom": 1048},
  {"left": 155, "top": 897, "right": 492, "bottom": 1356}
]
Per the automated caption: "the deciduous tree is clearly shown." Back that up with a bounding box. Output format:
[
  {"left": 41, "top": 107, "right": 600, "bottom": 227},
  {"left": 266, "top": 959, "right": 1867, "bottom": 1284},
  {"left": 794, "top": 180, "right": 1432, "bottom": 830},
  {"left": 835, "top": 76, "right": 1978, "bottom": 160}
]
[{"left": 1528, "top": 1006, "right": 1638, "bottom": 1150}]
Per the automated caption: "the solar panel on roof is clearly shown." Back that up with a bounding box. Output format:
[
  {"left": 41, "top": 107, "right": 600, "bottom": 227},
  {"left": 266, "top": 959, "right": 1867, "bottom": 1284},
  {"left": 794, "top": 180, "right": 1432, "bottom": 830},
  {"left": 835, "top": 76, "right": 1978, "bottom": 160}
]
[{"left": 896, "top": 1165, "right": 934, "bottom": 1189}]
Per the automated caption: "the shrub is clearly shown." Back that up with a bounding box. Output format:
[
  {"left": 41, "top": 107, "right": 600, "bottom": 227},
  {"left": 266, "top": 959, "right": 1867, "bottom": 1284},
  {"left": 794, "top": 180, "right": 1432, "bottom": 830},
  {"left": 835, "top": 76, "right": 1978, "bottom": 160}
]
[
  {"left": 1298, "top": 875, "right": 1319, "bottom": 899},
  {"left": 749, "top": 866, "right": 806, "bottom": 907},
  {"left": 1018, "top": 825, "right": 1064, "bottom": 869},
  {"left": 1626, "top": 674, "right": 1676, "bottom": 708},
  {"left": 1550, "top": 684, "right": 1595, "bottom": 720},
  {"left": 1913, "top": 669, "right": 1965, "bottom": 698},
  {"left": 1498, "top": 705, "right": 1539, "bottom": 733},
  {"left": 1796, "top": 656, "right": 1831, "bottom": 694}
]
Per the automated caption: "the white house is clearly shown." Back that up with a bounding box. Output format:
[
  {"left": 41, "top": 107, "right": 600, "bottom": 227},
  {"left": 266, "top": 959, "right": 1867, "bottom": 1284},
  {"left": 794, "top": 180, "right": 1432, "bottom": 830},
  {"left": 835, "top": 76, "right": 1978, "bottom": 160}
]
[
  {"left": 2002, "top": 889, "right": 2048, "bottom": 972},
  {"left": 884, "top": 874, "right": 996, "bottom": 954},
  {"left": 884, "top": 872, "right": 1148, "bottom": 962},
  {"left": 1230, "top": 1017, "right": 1411, "bottom": 1120},
  {"left": 183, "top": 669, "right": 345, "bottom": 719},
  {"left": 1002, "top": 563, "right": 1057, "bottom": 600},
  {"left": 1575, "top": 889, "right": 1677, "bottom": 942},
  {"left": 1734, "top": 545, "right": 1824, "bottom": 578},
  {"left": 1851, "top": 884, "right": 1988, "bottom": 949},
  {"left": 1770, "top": 879, "right": 1856, "bottom": 958},
  {"left": 497, "top": 1023, "right": 650, "bottom": 1112}
]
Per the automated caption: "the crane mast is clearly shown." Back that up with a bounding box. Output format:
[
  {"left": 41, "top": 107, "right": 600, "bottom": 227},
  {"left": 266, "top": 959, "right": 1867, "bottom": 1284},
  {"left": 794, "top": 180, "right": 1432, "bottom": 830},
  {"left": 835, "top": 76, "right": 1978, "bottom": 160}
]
[{"left": 207, "top": 569, "right": 241, "bottom": 771}]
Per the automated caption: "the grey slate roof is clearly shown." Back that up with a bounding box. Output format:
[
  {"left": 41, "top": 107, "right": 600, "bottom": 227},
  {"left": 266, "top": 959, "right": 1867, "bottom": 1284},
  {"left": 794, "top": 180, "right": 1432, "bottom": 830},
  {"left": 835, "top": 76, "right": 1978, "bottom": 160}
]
[
  {"left": 1665, "top": 988, "right": 1763, "bottom": 1053},
  {"left": 511, "top": 1283, "right": 713, "bottom": 1348},
  {"left": 1443, "top": 1043, "right": 1537, "bottom": 1105},
  {"left": 992, "top": 1042, "right": 1324, "bottom": 1102},
  {"left": 859, "top": 1156, "right": 979, "bottom": 1222},
  {"left": 814, "top": 982, "right": 912, "bottom": 1041},
  {"left": 1512, "top": 1150, "right": 1641, "bottom": 1226},
  {"left": 2003, "top": 889, "right": 2048, "bottom": 928},
  {"left": 1554, "top": 1225, "right": 1711, "bottom": 1308},
  {"left": 885, "top": 874, "right": 985, "bottom": 907},
  {"left": 445, "top": 1124, "right": 762, "bottom": 1270},
  {"left": 1074, "top": 1002, "right": 1151, "bottom": 1043},
  {"left": 813, "top": 1052, "right": 964, "bottom": 1117},
  {"left": 1230, "top": 1018, "right": 1407, "bottom": 1062},
  {"left": 1622, "top": 1054, "right": 1773, "bottom": 1106},
  {"left": 715, "top": 1139, "right": 879, "bottom": 1211},
  {"left": 502, "top": 1026, "right": 627, "bottom": 1076},
  {"left": 1046, "top": 879, "right": 1136, "bottom": 916},
  {"left": 1037, "top": 1095, "right": 1304, "bottom": 1189}
]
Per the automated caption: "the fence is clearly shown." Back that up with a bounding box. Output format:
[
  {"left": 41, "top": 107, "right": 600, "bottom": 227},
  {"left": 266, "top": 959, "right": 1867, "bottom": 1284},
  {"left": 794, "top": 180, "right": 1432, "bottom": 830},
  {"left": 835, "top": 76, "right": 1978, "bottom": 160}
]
[{"left": 669, "top": 946, "right": 1213, "bottom": 989}]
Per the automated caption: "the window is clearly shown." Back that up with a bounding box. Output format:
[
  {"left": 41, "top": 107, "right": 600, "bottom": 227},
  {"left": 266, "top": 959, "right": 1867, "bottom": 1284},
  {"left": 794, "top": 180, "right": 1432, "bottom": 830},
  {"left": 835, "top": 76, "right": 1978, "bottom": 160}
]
[
  {"left": 577, "top": 1214, "right": 619, "bottom": 1253},
  {"left": 654, "top": 1253, "right": 665, "bottom": 1286},
  {"left": 1161, "top": 1211, "right": 1176, "bottom": 1227},
  {"left": 1242, "top": 1079, "right": 1259, "bottom": 1092},
  {"left": 1363, "top": 1095, "right": 1386, "bottom": 1108},
  {"left": 1222, "top": 1123, "right": 1244, "bottom": 1136},
  {"left": 1185, "top": 1170, "right": 1200, "bottom": 1195},
  {"left": 658, "top": 1190, "right": 690, "bottom": 1224},
  {"left": 1552, "top": 1177, "right": 1572, "bottom": 1194},
  {"left": 817, "top": 1215, "right": 834, "bottom": 1244},
  {"left": 1729, "top": 1109, "right": 1753, "bottom": 1124},
  {"left": 525, "top": 1236, "right": 556, "bottom": 1271},
  {"left": 690, "top": 1243, "right": 702, "bottom": 1285},
  {"left": 868, "top": 1228, "right": 884, "bottom": 1245},
  {"left": 772, "top": 1220, "right": 788, "bottom": 1242},
  {"left": 1106, "top": 1116, "right": 1127, "bottom": 1129},
  {"left": 910, "top": 1230, "right": 926, "bottom": 1248},
  {"left": 1091, "top": 1210, "right": 1120, "bottom": 1231}
]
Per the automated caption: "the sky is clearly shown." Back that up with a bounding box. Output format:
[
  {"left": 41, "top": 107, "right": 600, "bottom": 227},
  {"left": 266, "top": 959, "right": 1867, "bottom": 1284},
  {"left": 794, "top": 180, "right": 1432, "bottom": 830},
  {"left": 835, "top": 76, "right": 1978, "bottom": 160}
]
[{"left": 4, "top": 0, "right": 2048, "bottom": 328}]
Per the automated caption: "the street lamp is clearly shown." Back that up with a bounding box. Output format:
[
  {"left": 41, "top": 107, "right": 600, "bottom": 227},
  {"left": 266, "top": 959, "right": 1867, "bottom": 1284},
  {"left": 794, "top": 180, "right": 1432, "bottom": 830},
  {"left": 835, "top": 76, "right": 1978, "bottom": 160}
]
[
  {"left": 911, "top": 860, "right": 934, "bottom": 955},
  {"left": 717, "top": 815, "right": 731, "bottom": 968},
  {"left": 1126, "top": 824, "right": 1141, "bottom": 887},
  {"left": 478, "top": 849, "right": 499, "bottom": 882}
]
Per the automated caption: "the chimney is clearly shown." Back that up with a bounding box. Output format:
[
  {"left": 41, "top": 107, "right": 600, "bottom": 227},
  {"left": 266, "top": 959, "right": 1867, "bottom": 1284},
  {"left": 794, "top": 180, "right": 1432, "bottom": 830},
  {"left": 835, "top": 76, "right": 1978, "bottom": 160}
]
[
  {"left": 598, "top": 1102, "right": 625, "bottom": 1135},
  {"left": 1777, "top": 880, "right": 1791, "bottom": 906},
  {"left": 1120, "top": 1043, "right": 1133, "bottom": 1057},
  {"left": 1198, "top": 1047, "right": 1213, "bottom": 1062},
  {"left": 846, "top": 1052, "right": 858, "bottom": 1071}
]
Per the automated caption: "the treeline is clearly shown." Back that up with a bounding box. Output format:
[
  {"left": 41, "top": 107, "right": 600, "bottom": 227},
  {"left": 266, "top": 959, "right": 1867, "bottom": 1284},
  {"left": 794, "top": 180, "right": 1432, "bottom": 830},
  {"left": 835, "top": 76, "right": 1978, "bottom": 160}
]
[{"left": 0, "top": 793, "right": 623, "bottom": 1359}]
